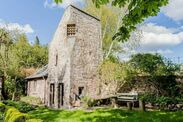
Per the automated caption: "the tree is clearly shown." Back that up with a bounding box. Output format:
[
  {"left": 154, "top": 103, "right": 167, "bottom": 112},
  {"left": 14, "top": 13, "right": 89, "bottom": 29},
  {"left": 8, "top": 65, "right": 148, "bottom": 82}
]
[
  {"left": 34, "top": 36, "right": 40, "bottom": 46},
  {"left": 0, "top": 29, "right": 13, "bottom": 79},
  {"left": 0, "top": 28, "right": 48, "bottom": 100},
  {"left": 84, "top": 0, "right": 124, "bottom": 58},
  {"left": 129, "top": 53, "right": 180, "bottom": 96},
  {"left": 129, "top": 53, "right": 179, "bottom": 76},
  {"left": 55, "top": 0, "right": 169, "bottom": 42}
]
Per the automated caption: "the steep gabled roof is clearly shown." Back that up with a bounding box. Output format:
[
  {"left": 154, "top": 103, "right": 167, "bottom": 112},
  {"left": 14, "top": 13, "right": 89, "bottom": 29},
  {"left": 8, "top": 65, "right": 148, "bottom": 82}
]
[
  {"left": 69, "top": 5, "right": 100, "bottom": 21},
  {"left": 25, "top": 65, "right": 48, "bottom": 80}
]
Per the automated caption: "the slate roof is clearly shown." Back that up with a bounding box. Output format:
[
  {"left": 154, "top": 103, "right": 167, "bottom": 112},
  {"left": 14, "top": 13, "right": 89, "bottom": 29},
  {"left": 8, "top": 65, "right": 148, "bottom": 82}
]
[{"left": 25, "top": 65, "right": 48, "bottom": 80}]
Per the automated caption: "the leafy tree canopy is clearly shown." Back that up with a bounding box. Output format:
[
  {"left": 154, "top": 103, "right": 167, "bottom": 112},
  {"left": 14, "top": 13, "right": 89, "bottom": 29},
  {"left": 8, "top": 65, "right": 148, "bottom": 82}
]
[
  {"left": 129, "top": 53, "right": 180, "bottom": 76},
  {"left": 55, "top": 0, "right": 169, "bottom": 42}
]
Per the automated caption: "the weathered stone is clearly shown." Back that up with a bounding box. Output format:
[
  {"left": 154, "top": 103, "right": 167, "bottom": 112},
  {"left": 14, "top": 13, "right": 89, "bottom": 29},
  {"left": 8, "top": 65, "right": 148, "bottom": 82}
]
[
  {"left": 46, "top": 5, "right": 102, "bottom": 109},
  {"left": 26, "top": 5, "right": 102, "bottom": 109}
]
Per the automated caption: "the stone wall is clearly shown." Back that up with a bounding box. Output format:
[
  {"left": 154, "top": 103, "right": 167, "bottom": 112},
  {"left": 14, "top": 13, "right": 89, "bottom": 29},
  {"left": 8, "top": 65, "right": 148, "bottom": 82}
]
[
  {"left": 47, "top": 5, "right": 102, "bottom": 108},
  {"left": 27, "top": 78, "right": 46, "bottom": 103}
]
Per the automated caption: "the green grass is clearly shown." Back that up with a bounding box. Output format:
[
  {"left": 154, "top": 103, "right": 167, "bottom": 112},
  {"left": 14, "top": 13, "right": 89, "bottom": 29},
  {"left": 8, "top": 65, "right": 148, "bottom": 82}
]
[{"left": 28, "top": 108, "right": 183, "bottom": 122}]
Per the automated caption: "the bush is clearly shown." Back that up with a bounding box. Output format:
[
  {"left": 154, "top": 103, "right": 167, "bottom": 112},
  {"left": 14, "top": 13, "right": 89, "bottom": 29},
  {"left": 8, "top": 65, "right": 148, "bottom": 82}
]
[
  {"left": 26, "top": 119, "right": 43, "bottom": 122},
  {"left": 4, "top": 107, "right": 29, "bottom": 122},
  {"left": 3, "top": 100, "right": 36, "bottom": 113},
  {"left": 0, "top": 102, "right": 6, "bottom": 112},
  {"left": 155, "top": 96, "right": 173, "bottom": 109},
  {"left": 20, "top": 96, "right": 42, "bottom": 106},
  {"left": 82, "top": 96, "right": 96, "bottom": 108},
  {"left": 139, "top": 93, "right": 156, "bottom": 104}
]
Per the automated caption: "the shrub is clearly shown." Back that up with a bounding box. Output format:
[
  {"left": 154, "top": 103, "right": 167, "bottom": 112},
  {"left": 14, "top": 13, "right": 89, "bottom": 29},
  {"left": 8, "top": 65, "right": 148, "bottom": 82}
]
[
  {"left": 20, "top": 96, "right": 42, "bottom": 106},
  {"left": 3, "top": 100, "right": 36, "bottom": 113},
  {"left": 82, "top": 96, "right": 96, "bottom": 108},
  {"left": 4, "top": 107, "right": 29, "bottom": 122},
  {"left": 139, "top": 93, "right": 156, "bottom": 104},
  {"left": 0, "top": 102, "right": 6, "bottom": 112},
  {"left": 28, "top": 118, "right": 43, "bottom": 122}
]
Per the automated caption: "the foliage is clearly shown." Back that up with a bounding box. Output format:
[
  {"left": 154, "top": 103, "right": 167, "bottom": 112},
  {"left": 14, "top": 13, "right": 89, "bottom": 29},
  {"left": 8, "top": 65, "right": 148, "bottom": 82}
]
[
  {"left": 4, "top": 107, "right": 28, "bottom": 122},
  {"left": 55, "top": 0, "right": 168, "bottom": 42},
  {"left": 84, "top": 0, "right": 124, "bottom": 57},
  {"left": 0, "top": 102, "right": 6, "bottom": 112},
  {"left": 81, "top": 96, "right": 96, "bottom": 108},
  {"left": 0, "top": 28, "right": 48, "bottom": 100},
  {"left": 129, "top": 53, "right": 181, "bottom": 96},
  {"left": 92, "top": 0, "right": 169, "bottom": 42},
  {"left": 20, "top": 96, "right": 43, "bottom": 106},
  {"left": 98, "top": 59, "right": 136, "bottom": 93},
  {"left": 129, "top": 53, "right": 180, "bottom": 76},
  {"left": 140, "top": 92, "right": 183, "bottom": 110},
  {"left": 3, "top": 100, "right": 36, "bottom": 113},
  {"left": 29, "top": 107, "right": 183, "bottom": 122}
]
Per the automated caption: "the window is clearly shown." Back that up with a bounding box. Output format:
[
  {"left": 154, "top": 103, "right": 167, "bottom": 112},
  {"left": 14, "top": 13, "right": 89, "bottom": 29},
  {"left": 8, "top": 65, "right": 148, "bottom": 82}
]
[
  {"left": 67, "top": 24, "right": 76, "bottom": 36},
  {"left": 58, "top": 83, "right": 64, "bottom": 107},
  {"left": 78, "top": 87, "right": 84, "bottom": 97},
  {"left": 55, "top": 54, "right": 58, "bottom": 66},
  {"left": 50, "top": 83, "right": 55, "bottom": 105}
]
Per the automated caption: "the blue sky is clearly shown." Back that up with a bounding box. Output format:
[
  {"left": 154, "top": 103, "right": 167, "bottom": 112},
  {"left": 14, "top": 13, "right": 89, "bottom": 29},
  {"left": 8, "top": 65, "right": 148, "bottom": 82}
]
[{"left": 0, "top": 0, "right": 183, "bottom": 63}]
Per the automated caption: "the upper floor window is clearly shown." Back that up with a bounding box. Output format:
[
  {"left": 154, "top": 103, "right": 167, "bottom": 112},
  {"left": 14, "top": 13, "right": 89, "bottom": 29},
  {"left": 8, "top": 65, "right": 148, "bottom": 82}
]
[
  {"left": 55, "top": 54, "right": 58, "bottom": 66},
  {"left": 67, "top": 24, "right": 76, "bottom": 36}
]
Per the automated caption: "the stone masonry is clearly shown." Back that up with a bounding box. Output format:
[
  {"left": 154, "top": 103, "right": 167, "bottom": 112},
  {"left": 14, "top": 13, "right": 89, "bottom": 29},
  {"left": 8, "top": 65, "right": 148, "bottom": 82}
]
[{"left": 46, "top": 5, "right": 102, "bottom": 109}]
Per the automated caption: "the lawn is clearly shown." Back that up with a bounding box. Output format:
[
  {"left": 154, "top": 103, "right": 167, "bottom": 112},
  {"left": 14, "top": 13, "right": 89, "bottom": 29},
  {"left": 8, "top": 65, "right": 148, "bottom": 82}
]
[{"left": 28, "top": 108, "right": 183, "bottom": 122}]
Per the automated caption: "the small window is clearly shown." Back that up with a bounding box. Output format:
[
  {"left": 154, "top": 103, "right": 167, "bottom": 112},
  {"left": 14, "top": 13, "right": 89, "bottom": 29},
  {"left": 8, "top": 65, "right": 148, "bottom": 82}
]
[
  {"left": 55, "top": 54, "right": 58, "bottom": 66},
  {"left": 78, "top": 87, "right": 84, "bottom": 97},
  {"left": 67, "top": 24, "right": 76, "bottom": 36}
]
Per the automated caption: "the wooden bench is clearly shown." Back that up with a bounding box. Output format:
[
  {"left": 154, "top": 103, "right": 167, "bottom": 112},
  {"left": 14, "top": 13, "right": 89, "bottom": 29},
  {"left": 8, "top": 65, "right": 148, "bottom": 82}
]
[
  {"left": 116, "top": 92, "right": 139, "bottom": 110},
  {"left": 117, "top": 92, "right": 138, "bottom": 102}
]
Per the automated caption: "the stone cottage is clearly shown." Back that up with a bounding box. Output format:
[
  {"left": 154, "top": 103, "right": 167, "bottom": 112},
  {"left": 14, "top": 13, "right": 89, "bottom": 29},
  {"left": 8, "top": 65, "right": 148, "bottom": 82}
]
[{"left": 26, "top": 5, "right": 102, "bottom": 109}]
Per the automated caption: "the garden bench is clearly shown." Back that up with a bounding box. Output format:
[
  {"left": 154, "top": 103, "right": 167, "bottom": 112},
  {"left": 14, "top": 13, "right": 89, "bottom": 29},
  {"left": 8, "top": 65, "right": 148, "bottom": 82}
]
[
  {"left": 117, "top": 92, "right": 138, "bottom": 102},
  {"left": 116, "top": 92, "right": 142, "bottom": 110}
]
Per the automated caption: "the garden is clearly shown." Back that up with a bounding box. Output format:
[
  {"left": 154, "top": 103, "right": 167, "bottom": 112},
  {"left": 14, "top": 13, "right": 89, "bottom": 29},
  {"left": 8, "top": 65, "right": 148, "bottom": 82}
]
[{"left": 1, "top": 100, "right": 183, "bottom": 122}]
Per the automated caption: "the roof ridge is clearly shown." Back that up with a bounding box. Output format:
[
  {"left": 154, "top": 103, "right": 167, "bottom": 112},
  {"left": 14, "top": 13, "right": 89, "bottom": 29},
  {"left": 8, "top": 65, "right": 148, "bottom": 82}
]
[{"left": 67, "top": 4, "right": 100, "bottom": 21}]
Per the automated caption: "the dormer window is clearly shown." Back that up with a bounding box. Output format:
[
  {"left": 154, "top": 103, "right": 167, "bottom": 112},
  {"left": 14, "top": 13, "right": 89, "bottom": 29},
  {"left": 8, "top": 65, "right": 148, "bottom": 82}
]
[{"left": 67, "top": 24, "right": 76, "bottom": 36}]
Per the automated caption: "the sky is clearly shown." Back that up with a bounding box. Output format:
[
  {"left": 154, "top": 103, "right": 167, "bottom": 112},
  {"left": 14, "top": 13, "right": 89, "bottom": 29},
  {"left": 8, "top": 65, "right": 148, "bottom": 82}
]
[{"left": 0, "top": 0, "right": 183, "bottom": 63}]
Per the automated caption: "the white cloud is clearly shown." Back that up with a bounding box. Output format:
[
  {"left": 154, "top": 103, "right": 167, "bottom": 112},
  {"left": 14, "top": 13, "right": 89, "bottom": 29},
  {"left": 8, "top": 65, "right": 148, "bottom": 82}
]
[
  {"left": 162, "top": 0, "right": 183, "bottom": 21},
  {"left": 148, "top": 49, "right": 173, "bottom": 55},
  {"left": 140, "top": 23, "right": 183, "bottom": 48},
  {"left": 44, "top": 0, "right": 83, "bottom": 9},
  {"left": 0, "top": 20, "right": 34, "bottom": 34}
]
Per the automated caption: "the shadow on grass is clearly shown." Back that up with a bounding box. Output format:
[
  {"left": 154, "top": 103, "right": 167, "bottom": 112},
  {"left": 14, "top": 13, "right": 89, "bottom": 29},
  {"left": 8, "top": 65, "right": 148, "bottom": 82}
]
[{"left": 28, "top": 108, "right": 183, "bottom": 122}]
